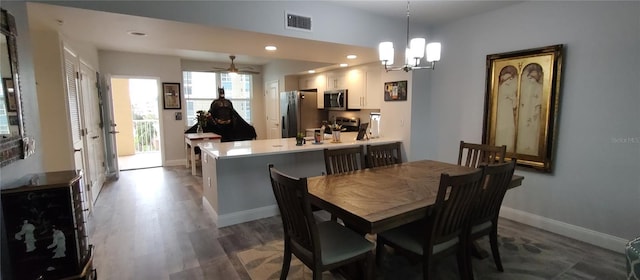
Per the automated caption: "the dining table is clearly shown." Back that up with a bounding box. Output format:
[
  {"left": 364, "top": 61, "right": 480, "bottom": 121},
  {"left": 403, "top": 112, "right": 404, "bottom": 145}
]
[{"left": 307, "top": 159, "right": 524, "bottom": 235}]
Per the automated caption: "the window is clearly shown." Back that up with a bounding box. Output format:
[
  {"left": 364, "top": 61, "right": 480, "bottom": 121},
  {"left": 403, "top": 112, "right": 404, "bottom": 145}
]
[{"left": 183, "top": 71, "right": 252, "bottom": 126}]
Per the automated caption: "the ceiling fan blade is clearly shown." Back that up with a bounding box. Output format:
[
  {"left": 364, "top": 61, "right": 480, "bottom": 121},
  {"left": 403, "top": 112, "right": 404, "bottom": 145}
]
[
  {"left": 236, "top": 70, "right": 260, "bottom": 75},
  {"left": 206, "top": 55, "right": 261, "bottom": 74}
]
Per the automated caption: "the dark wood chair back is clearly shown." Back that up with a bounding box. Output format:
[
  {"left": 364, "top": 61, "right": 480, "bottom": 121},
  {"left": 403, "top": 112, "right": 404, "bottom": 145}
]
[
  {"left": 428, "top": 169, "right": 485, "bottom": 248},
  {"left": 474, "top": 160, "right": 517, "bottom": 225},
  {"left": 375, "top": 168, "right": 485, "bottom": 279},
  {"left": 268, "top": 164, "right": 375, "bottom": 279},
  {"left": 323, "top": 146, "right": 365, "bottom": 175},
  {"left": 458, "top": 141, "right": 507, "bottom": 168},
  {"left": 268, "top": 164, "right": 320, "bottom": 261},
  {"left": 468, "top": 160, "right": 517, "bottom": 273},
  {"left": 366, "top": 142, "right": 402, "bottom": 168}
]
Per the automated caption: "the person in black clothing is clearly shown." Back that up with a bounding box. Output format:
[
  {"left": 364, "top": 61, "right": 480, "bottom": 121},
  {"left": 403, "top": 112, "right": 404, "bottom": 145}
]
[
  {"left": 209, "top": 87, "right": 234, "bottom": 125},
  {"left": 185, "top": 88, "right": 257, "bottom": 142}
]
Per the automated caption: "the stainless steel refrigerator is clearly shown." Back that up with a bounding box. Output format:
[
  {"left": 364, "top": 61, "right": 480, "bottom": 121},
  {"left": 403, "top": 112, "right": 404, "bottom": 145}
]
[{"left": 280, "top": 90, "right": 323, "bottom": 138}]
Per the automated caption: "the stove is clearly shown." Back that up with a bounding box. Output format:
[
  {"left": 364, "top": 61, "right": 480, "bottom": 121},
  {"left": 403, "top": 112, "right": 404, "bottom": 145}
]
[{"left": 335, "top": 116, "right": 360, "bottom": 132}]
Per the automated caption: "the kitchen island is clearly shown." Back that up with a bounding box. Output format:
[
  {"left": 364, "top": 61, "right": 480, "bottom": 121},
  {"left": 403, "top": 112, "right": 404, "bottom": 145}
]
[{"left": 198, "top": 132, "right": 402, "bottom": 227}]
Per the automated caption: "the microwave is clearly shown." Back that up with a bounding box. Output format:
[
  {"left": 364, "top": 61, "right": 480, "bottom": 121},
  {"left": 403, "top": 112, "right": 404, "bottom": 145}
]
[{"left": 323, "top": 89, "right": 347, "bottom": 110}]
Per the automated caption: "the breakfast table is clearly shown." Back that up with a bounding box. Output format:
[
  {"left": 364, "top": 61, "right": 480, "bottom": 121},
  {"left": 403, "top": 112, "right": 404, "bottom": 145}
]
[
  {"left": 307, "top": 160, "right": 524, "bottom": 235},
  {"left": 184, "top": 132, "right": 221, "bottom": 175}
]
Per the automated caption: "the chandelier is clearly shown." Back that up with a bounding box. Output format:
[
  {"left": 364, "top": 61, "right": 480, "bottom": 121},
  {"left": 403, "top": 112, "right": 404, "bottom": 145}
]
[{"left": 378, "top": 1, "right": 441, "bottom": 72}]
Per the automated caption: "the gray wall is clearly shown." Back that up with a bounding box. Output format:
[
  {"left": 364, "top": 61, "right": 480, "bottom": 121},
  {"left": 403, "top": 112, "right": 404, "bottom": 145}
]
[
  {"left": 0, "top": 2, "right": 43, "bottom": 185},
  {"left": 412, "top": 1, "right": 640, "bottom": 242}
]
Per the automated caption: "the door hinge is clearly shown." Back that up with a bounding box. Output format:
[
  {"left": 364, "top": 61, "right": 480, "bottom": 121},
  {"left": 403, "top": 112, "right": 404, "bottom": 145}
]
[{"left": 76, "top": 71, "right": 80, "bottom": 79}]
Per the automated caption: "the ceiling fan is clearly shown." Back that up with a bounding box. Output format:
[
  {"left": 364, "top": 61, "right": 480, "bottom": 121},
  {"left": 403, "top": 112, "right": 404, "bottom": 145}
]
[{"left": 211, "top": 55, "right": 260, "bottom": 75}]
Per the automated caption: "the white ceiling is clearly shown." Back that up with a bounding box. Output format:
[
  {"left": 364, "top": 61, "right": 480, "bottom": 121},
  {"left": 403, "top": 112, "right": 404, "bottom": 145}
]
[{"left": 25, "top": 1, "right": 519, "bottom": 70}]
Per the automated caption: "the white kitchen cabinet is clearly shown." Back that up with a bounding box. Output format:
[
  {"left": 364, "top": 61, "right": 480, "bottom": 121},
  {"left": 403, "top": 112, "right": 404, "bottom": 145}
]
[
  {"left": 343, "top": 69, "right": 365, "bottom": 109},
  {"left": 320, "top": 63, "right": 383, "bottom": 110},
  {"left": 326, "top": 72, "right": 347, "bottom": 90},
  {"left": 363, "top": 67, "right": 382, "bottom": 109},
  {"left": 299, "top": 73, "right": 326, "bottom": 108}
]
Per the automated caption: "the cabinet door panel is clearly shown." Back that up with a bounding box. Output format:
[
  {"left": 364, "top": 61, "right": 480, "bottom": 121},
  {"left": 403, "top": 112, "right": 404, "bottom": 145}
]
[
  {"left": 1, "top": 173, "right": 86, "bottom": 280},
  {"left": 298, "top": 74, "right": 326, "bottom": 108},
  {"left": 365, "top": 68, "right": 382, "bottom": 109},
  {"left": 345, "top": 69, "right": 364, "bottom": 109}
]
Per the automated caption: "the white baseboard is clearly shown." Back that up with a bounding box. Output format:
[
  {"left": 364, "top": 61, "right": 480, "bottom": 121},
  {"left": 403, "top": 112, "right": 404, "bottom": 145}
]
[
  {"left": 201, "top": 198, "right": 279, "bottom": 228},
  {"left": 219, "top": 205, "right": 280, "bottom": 227},
  {"left": 164, "top": 159, "right": 185, "bottom": 166},
  {"left": 500, "top": 206, "right": 628, "bottom": 253},
  {"left": 202, "top": 197, "right": 218, "bottom": 223}
]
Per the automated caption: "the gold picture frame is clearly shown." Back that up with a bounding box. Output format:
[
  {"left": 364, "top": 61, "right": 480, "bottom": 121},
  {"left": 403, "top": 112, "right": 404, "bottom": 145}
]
[{"left": 483, "top": 44, "right": 564, "bottom": 172}]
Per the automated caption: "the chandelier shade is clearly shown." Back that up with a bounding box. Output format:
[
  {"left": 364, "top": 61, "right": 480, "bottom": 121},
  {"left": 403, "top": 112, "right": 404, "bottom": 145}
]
[
  {"left": 378, "top": 42, "right": 394, "bottom": 65},
  {"left": 379, "top": 1, "right": 441, "bottom": 72}
]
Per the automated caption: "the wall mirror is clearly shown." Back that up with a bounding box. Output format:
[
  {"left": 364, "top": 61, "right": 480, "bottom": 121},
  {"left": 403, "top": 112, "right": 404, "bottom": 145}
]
[{"left": 1, "top": 8, "right": 27, "bottom": 167}]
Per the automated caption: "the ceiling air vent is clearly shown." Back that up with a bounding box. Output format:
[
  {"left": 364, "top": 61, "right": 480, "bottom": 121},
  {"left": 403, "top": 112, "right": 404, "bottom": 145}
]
[{"left": 285, "top": 12, "right": 312, "bottom": 31}]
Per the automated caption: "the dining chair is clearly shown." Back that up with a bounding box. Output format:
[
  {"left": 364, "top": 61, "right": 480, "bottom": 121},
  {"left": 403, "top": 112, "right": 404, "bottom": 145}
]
[
  {"left": 375, "top": 169, "right": 485, "bottom": 280},
  {"left": 268, "top": 164, "right": 375, "bottom": 280},
  {"left": 467, "top": 160, "right": 517, "bottom": 275},
  {"left": 458, "top": 141, "right": 507, "bottom": 168},
  {"left": 323, "top": 146, "right": 366, "bottom": 175},
  {"left": 366, "top": 142, "right": 402, "bottom": 168},
  {"left": 322, "top": 146, "right": 366, "bottom": 222}
]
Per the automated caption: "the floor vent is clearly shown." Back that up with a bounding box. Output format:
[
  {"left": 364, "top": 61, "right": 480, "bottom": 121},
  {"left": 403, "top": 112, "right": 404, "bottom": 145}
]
[{"left": 285, "top": 12, "right": 312, "bottom": 31}]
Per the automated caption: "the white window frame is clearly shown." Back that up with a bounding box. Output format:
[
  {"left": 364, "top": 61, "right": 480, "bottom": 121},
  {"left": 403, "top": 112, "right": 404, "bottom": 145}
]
[{"left": 182, "top": 71, "right": 252, "bottom": 127}]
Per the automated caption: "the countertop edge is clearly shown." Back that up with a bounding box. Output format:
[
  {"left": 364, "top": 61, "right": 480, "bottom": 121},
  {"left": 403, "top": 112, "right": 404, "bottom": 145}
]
[{"left": 199, "top": 135, "right": 402, "bottom": 160}]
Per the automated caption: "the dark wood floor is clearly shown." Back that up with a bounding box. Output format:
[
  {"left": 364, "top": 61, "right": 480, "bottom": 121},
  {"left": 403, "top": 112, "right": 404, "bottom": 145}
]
[{"left": 87, "top": 166, "right": 625, "bottom": 280}]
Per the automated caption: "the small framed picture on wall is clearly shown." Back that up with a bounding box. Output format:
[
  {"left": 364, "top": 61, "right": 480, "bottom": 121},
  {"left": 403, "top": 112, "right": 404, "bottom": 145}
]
[
  {"left": 162, "top": 82, "right": 181, "bottom": 110},
  {"left": 384, "top": 80, "right": 407, "bottom": 101}
]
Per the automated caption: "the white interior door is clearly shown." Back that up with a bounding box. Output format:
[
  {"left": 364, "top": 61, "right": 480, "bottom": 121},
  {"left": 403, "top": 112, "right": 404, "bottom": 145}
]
[
  {"left": 80, "top": 61, "right": 105, "bottom": 205},
  {"left": 266, "top": 80, "right": 280, "bottom": 139},
  {"left": 63, "top": 47, "right": 90, "bottom": 215},
  {"left": 101, "top": 75, "right": 120, "bottom": 179}
]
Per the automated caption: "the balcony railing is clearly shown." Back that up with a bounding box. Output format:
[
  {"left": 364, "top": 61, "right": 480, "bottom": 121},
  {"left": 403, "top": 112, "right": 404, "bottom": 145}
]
[{"left": 133, "top": 120, "right": 159, "bottom": 153}]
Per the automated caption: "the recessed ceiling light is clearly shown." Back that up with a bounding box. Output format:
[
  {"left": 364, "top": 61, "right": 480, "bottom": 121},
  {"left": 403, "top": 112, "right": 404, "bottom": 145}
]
[
  {"left": 346, "top": 54, "right": 357, "bottom": 59},
  {"left": 308, "top": 70, "right": 316, "bottom": 74},
  {"left": 127, "top": 31, "right": 147, "bottom": 36},
  {"left": 265, "top": 45, "right": 277, "bottom": 51},
  {"left": 340, "top": 63, "right": 348, "bottom": 67}
]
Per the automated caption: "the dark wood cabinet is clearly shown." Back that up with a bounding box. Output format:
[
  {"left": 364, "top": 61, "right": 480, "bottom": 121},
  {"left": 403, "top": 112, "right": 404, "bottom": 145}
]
[{"left": 1, "top": 170, "right": 95, "bottom": 280}]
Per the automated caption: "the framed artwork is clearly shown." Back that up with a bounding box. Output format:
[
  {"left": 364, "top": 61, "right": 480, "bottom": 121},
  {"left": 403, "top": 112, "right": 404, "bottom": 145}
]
[
  {"left": 384, "top": 80, "right": 407, "bottom": 101},
  {"left": 162, "top": 82, "right": 181, "bottom": 109},
  {"left": 3, "top": 77, "right": 17, "bottom": 112},
  {"left": 356, "top": 122, "right": 369, "bottom": 140},
  {"left": 483, "top": 44, "right": 564, "bottom": 172}
]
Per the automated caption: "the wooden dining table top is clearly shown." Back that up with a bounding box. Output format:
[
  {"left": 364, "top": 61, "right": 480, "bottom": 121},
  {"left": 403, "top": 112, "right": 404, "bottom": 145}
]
[{"left": 307, "top": 160, "right": 524, "bottom": 234}]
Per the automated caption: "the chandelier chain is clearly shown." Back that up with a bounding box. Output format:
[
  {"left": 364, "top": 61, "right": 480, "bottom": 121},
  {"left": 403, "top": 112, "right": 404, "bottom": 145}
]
[{"left": 406, "top": 1, "right": 411, "bottom": 47}]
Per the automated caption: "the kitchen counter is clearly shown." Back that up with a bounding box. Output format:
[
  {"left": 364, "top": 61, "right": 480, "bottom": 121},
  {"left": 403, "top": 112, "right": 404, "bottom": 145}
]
[
  {"left": 197, "top": 133, "right": 402, "bottom": 227},
  {"left": 199, "top": 132, "right": 400, "bottom": 159}
]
